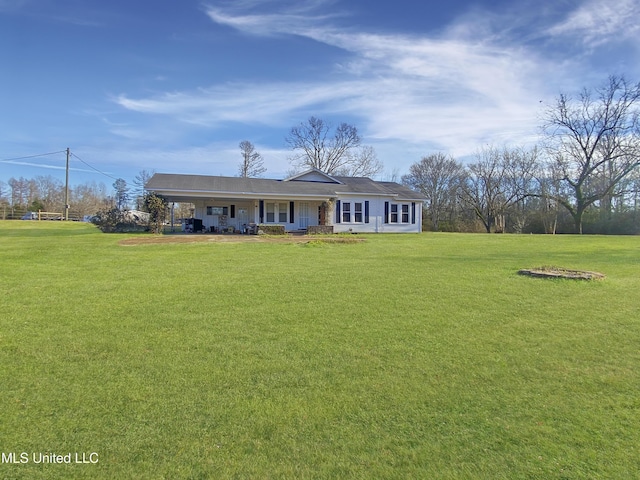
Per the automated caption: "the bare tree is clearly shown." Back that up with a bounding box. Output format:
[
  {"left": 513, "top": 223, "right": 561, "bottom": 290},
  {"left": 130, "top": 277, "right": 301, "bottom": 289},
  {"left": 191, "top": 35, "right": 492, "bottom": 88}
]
[
  {"left": 72, "top": 181, "right": 108, "bottom": 217},
  {"left": 34, "top": 175, "right": 64, "bottom": 212},
  {"left": 628, "top": 169, "right": 640, "bottom": 224},
  {"left": 113, "top": 178, "right": 129, "bottom": 211},
  {"left": 541, "top": 75, "right": 640, "bottom": 233},
  {"left": 339, "top": 145, "right": 383, "bottom": 178},
  {"left": 624, "top": 168, "right": 640, "bottom": 211},
  {"left": 238, "top": 140, "right": 266, "bottom": 178},
  {"left": 533, "top": 162, "right": 567, "bottom": 234},
  {"left": 402, "top": 153, "right": 465, "bottom": 231},
  {"left": 460, "top": 146, "right": 536, "bottom": 233},
  {"left": 382, "top": 166, "right": 401, "bottom": 183},
  {"left": 133, "top": 169, "right": 156, "bottom": 209},
  {"left": 286, "top": 116, "right": 382, "bottom": 177},
  {"left": 502, "top": 147, "right": 540, "bottom": 233},
  {"left": 8, "top": 177, "right": 36, "bottom": 207}
]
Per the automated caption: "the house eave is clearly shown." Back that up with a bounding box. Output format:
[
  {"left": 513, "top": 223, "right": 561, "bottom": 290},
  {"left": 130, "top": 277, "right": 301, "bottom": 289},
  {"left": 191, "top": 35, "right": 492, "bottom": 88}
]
[{"left": 149, "top": 188, "right": 333, "bottom": 201}]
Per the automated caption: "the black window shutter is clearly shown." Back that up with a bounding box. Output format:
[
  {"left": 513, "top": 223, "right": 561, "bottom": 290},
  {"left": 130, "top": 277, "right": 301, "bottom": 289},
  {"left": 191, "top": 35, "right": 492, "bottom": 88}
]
[
  {"left": 384, "top": 202, "right": 389, "bottom": 224},
  {"left": 230, "top": 205, "right": 235, "bottom": 218},
  {"left": 335, "top": 200, "right": 341, "bottom": 224},
  {"left": 259, "top": 201, "right": 264, "bottom": 223},
  {"left": 411, "top": 202, "right": 416, "bottom": 224},
  {"left": 365, "top": 201, "right": 370, "bottom": 223},
  {"left": 289, "top": 202, "right": 294, "bottom": 224}
]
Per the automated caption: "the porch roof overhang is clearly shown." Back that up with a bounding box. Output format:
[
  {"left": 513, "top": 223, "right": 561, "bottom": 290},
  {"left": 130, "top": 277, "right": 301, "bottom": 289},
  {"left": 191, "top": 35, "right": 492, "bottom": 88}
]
[{"left": 152, "top": 188, "right": 334, "bottom": 203}]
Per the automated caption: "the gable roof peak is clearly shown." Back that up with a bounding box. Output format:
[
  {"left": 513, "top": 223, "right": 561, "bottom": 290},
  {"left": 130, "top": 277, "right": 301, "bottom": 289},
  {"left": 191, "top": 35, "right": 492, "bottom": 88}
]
[{"left": 283, "top": 168, "right": 343, "bottom": 184}]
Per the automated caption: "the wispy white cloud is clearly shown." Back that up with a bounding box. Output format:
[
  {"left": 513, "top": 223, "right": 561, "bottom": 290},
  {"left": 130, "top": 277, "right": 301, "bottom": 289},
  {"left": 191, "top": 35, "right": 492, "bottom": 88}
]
[
  {"left": 203, "top": 0, "right": 344, "bottom": 37},
  {"left": 119, "top": 23, "right": 544, "bottom": 157},
  {"left": 545, "top": 0, "right": 640, "bottom": 48},
  {"left": 0, "top": 159, "right": 105, "bottom": 174},
  {"left": 116, "top": 80, "right": 366, "bottom": 127},
  {"left": 313, "top": 30, "right": 547, "bottom": 152},
  {"left": 116, "top": 0, "right": 637, "bottom": 168},
  {"left": 204, "top": 9, "right": 331, "bottom": 37}
]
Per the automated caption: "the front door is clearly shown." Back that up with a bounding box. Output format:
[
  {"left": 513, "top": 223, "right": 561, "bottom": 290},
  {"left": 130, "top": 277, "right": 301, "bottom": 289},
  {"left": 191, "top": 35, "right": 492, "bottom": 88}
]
[
  {"left": 238, "top": 208, "right": 249, "bottom": 231},
  {"left": 299, "top": 203, "right": 309, "bottom": 229}
]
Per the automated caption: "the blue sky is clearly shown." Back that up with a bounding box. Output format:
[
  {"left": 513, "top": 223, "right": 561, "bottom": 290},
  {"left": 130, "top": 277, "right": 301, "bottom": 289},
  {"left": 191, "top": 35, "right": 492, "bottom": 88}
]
[{"left": 1, "top": 0, "right": 639, "bottom": 189}]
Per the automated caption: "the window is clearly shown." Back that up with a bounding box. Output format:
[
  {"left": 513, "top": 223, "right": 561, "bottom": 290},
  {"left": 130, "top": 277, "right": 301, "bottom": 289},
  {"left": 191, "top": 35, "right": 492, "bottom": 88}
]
[
  {"left": 402, "top": 204, "right": 409, "bottom": 223},
  {"left": 266, "top": 203, "right": 275, "bottom": 222},
  {"left": 390, "top": 204, "right": 398, "bottom": 223},
  {"left": 354, "top": 202, "right": 363, "bottom": 223},
  {"left": 342, "top": 202, "right": 351, "bottom": 222},
  {"left": 206, "top": 206, "right": 225, "bottom": 216},
  {"left": 279, "top": 202, "right": 287, "bottom": 223},
  {"left": 266, "top": 203, "right": 287, "bottom": 223},
  {"left": 389, "top": 203, "right": 410, "bottom": 223}
]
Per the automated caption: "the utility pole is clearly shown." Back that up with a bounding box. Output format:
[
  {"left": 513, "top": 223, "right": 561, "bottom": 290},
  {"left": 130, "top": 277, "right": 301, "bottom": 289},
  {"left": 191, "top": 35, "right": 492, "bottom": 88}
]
[{"left": 64, "top": 147, "right": 70, "bottom": 221}]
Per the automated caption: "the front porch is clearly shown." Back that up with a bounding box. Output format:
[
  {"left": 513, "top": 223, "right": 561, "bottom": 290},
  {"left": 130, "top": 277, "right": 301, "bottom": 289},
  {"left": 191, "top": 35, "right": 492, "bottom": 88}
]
[{"left": 173, "top": 199, "right": 331, "bottom": 234}]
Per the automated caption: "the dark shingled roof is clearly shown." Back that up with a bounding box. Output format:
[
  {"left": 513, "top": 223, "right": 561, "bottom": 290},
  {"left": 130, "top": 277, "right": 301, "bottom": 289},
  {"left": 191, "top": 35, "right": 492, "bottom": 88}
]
[{"left": 146, "top": 173, "right": 426, "bottom": 201}]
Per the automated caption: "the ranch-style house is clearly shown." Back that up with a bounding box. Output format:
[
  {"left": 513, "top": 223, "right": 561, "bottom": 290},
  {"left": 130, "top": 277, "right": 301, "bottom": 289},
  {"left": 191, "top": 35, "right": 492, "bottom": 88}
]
[{"left": 145, "top": 169, "right": 426, "bottom": 234}]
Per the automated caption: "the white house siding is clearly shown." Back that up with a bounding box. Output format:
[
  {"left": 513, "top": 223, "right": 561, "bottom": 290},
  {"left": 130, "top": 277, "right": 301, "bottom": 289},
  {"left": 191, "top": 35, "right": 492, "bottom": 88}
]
[
  {"left": 191, "top": 197, "right": 421, "bottom": 233},
  {"left": 331, "top": 197, "right": 422, "bottom": 234},
  {"left": 193, "top": 199, "right": 327, "bottom": 232},
  {"left": 194, "top": 200, "right": 255, "bottom": 232},
  {"left": 257, "top": 200, "right": 324, "bottom": 230}
]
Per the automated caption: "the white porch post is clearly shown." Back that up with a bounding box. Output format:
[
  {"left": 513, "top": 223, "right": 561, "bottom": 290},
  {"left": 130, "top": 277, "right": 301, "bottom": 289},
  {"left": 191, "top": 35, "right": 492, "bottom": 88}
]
[{"left": 254, "top": 200, "right": 260, "bottom": 224}]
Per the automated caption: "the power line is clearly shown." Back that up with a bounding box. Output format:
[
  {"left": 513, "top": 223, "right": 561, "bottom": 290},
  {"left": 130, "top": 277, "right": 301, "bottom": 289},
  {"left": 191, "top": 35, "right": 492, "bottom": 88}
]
[
  {"left": 1, "top": 149, "right": 119, "bottom": 182},
  {"left": 0, "top": 150, "right": 67, "bottom": 162},
  {"left": 70, "top": 152, "right": 118, "bottom": 181}
]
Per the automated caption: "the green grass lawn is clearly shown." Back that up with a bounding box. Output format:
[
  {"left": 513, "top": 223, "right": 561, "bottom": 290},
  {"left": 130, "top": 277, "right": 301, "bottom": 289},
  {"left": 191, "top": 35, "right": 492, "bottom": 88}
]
[{"left": 1, "top": 221, "right": 639, "bottom": 479}]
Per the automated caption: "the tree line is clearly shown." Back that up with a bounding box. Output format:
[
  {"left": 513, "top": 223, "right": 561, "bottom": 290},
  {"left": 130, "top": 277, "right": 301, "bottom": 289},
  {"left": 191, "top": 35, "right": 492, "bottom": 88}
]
[
  {"left": 403, "top": 76, "right": 640, "bottom": 234},
  {"left": 0, "top": 176, "right": 110, "bottom": 219},
  {"left": 403, "top": 147, "right": 640, "bottom": 234}
]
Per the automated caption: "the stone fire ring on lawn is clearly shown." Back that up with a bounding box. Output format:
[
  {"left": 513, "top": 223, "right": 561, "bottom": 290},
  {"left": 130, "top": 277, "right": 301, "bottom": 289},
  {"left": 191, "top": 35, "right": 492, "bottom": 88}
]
[{"left": 518, "top": 266, "right": 605, "bottom": 280}]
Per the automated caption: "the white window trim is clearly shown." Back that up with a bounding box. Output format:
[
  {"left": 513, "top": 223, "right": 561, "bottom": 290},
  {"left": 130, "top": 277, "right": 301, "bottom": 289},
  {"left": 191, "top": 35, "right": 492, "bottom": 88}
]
[
  {"left": 390, "top": 203, "right": 410, "bottom": 224},
  {"left": 265, "top": 202, "right": 288, "bottom": 224}
]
